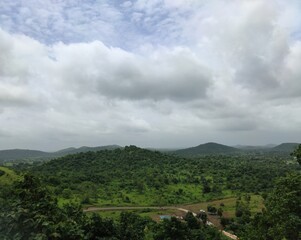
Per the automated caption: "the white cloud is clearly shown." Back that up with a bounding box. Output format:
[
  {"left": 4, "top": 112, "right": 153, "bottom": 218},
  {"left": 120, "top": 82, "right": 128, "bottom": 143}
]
[{"left": 0, "top": 0, "right": 301, "bottom": 149}]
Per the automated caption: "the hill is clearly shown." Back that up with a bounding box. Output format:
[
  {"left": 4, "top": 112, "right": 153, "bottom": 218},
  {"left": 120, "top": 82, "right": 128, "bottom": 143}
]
[
  {"left": 173, "top": 142, "right": 240, "bottom": 157},
  {"left": 234, "top": 144, "right": 276, "bottom": 150},
  {"left": 271, "top": 143, "right": 300, "bottom": 152},
  {"left": 31, "top": 145, "right": 192, "bottom": 205},
  {"left": 0, "top": 145, "right": 122, "bottom": 162},
  {"left": 0, "top": 149, "right": 51, "bottom": 161},
  {"left": 29, "top": 145, "right": 298, "bottom": 207},
  {"left": 53, "top": 145, "right": 121, "bottom": 156}
]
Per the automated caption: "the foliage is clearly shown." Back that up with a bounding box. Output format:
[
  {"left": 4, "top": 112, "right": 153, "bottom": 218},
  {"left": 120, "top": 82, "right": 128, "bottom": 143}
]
[
  {"left": 1, "top": 145, "right": 300, "bottom": 239},
  {"left": 24, "top": 146, "right": 299, "bottom": 206},
  {"left": 118, "top": 212, "right": 150, "bottom": 240},
  {"left": 173, "top": 142, "right": 239, "bottom": 156},
  {"left": 291, "top": 144, "right": 301, "bottom": 165},
  {"left": 153, "top": 217, "right": 191, "bottom": 240},
  {"left": 0, "top": 166, "right": 21, "bottom": 185},
  {"left": 0, "top": 174, "right": 225, "bottom": 240},
  {"left": 242, "top": 173, "right": 301, "bottom": 240},
  {"left": 0, "top": 175, "right": 86, "bottom": 239}
]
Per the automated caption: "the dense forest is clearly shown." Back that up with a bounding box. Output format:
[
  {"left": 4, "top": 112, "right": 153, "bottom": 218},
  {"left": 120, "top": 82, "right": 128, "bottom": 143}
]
[
  {"left": 26, "top": 146, "right": 298, "bottom": 206},
  {"left": 0, "top": 144, "right": 300, "bottom": 239}
]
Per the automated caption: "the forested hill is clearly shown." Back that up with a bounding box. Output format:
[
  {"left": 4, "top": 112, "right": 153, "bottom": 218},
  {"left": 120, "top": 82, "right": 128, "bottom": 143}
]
[
  {"left": 32, "top": 145, "right": 182, "bottom": 191},
  {"left": 53, "top": 145, "right": 121, "bottom": 156},
  {"left": 173, "top": 142, "right": 240, "bottom": 157},
  {"left": 271, "top": 143, "right": 300, "bottom": 152},
  {"left": 32, "top": 145, "right": 177, "bottom": 179}
]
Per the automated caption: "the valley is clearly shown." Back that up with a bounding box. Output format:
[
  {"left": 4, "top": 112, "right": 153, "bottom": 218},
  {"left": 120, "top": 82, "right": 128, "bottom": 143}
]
[{"left": 0, "top": 143, "right": 300, "bottom": 239}]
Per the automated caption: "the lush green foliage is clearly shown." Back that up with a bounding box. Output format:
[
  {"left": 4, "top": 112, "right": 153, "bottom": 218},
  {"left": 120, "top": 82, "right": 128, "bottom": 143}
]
[
  {"left": 0, "top": 166, "right": 21, "bottom": 185},
  {"left": 291, "top": 144, "right": 301, "bottom": 165},
  {"left": 241, "top": 173, "right": 301, "bottom": 240},
  {"left": 173, "top": 142, "right": 239, "bottom": 156},
  {"left": 1, "top": 145, "right": 300, "bottom": 239},
  {"left": 27, "top": 146, "right": 299, "bottom": 206},
  {"left": 0, "top": 174, "right": 223, "bottom": 239}
]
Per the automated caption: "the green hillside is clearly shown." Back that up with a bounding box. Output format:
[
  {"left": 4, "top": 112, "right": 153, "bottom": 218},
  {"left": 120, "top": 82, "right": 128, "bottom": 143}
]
[
  {"left": 53, "top": 145, "right": 121, "bottom": 156},
  {"left": 271, "top": 143, "right": 300, "bottom": 152},
  {"left": 2, "top": 146, "right": 300, "bottom": 240},
  {"left": 0, "top": 149, "right": 51, "bottom": 161},
  {"left": 0, "top": 166, "right": 21, "bottom": 185},
  {"left": 0, "top": 145, "right": 122, "bottom": 162},
  {"left": 173, "top": 142, "right": 240, "bottom": 157},
  {"left": 29, "top": 145, "right": 298, "bottom": 207}
]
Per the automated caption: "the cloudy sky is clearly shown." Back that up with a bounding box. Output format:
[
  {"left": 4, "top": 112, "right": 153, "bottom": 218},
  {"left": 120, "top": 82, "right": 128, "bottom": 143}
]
[{"left": 0, "top": 0, "right": 301, "bottom": 151}]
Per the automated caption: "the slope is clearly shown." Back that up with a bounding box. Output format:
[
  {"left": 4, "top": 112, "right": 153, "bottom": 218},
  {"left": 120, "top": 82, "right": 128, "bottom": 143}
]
[
  {"left": 0, "top": 166, "right": 21, "bottom": 185},
  {"left": 271, "top": 143, "right": 300, "bottom": 153},
  {"left": 173, "top": 142, "right": 240, "bottom": 157},
  {"left": 0, "top": 149, "right": 50, "bottom": 161},
  {"left": 0, "top": 145, "right": 122, "bottom": 162}
]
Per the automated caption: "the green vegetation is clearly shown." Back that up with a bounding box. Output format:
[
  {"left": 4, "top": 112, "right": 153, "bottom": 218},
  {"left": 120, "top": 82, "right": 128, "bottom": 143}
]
[
  {"left": 0, "top": 174, "right": 225, "bottom": 239},
  {"left": 241, "top": 173, "right": 301, "bottom": 240},
  {"left": 0, "top": 166, "right": 21, "bottom": 185},
  {"left": 25, "top": 146, "right": 298, "bottom": 207},
  {"left": 291, "top": 144, "right": 301, "bottom": 165},
  {"left": 0, "top": 145, "right": 121, "bottom": 164},
  {"left": 0, "top": 144, "right": 300, "bottom": 239},
  {"left": 271, "top": 142, "right": 300, "bottom": 153},
  {"left": 173, "top": 142, "right": 240, "bottom": 156}
]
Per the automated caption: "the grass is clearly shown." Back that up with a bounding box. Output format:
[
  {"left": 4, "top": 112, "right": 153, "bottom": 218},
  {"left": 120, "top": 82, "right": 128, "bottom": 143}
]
[
  {"left": 86, "top": 208, "right": 185, "bottom": 222},
  {"left": 0, "top": 166, "right": 21, "bottom": 185},
  {"left": 180, "top": 194, "right": 263, "bottom": 218},
  {"left": 79, "top": 182, "right": 236, "bottom": 207}
]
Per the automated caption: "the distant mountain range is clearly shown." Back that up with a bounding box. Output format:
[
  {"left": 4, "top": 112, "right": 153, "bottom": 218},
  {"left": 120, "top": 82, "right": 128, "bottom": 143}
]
[
  {"left": 0, "top": 145, "right": 121, "bottom": 162},
  {"left": 172, "top": 142, "right": 300, "bottom": 157},
  {"left": 0, "top": 142, "right": 299, "bottom": 161}
]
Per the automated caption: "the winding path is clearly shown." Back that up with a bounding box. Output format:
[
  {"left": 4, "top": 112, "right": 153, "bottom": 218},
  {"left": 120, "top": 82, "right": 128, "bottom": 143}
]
[{"left": 84, "top": 206, "right": 238, "bottom": 239}]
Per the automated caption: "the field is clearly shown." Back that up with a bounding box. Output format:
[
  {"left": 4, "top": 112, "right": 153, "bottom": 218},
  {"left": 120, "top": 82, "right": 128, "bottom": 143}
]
[{"left": 83, "top": 194, "right": 264, "bottom": 231}]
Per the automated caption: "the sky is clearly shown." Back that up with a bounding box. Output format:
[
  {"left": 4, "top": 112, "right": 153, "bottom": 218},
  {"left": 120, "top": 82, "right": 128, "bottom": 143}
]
[{"left": 0, "top": 0, "right": 301, "bottom": 151}]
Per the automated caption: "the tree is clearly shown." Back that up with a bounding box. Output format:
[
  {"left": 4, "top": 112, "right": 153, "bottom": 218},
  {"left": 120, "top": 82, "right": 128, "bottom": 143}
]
[
  {"left": 118, "top": 212, "right": 149, "bottom": 240},
  {"left": 291, "top": 144, "right": 301, "bottom": 165},
  {"left": 202, "top": 178, "right": 211, "bottom": 194},
  {"left": 0, "top": 175, "right": 58, "bottom": 238},
  {"left": 184, "top": 212, "right": 200, "bottom": 229},
  {"left": 197, "top": 211, "right": 207, "bottom": 225},
  {"left": 217, "top": 208, "right": 223, "bottom": 218},
  {"left": 154, "top": 217, "right": 191, "bottom": 240},
  {"left": 207, "top": 205, "right": 217, "bottom": 214},
  {"left": 0, "top": 174, "right": 86, "bottom": 239},
  {"left": 243, "top": 173, "right": 301, "bottom": 240},
  {"left": 84, "top": 213, "right": 116, "bottom": 239}
]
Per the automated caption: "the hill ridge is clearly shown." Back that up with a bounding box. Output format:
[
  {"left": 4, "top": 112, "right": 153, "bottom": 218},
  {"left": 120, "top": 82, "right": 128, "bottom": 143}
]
[
  {"left": 0, "top": 145, "right": 122, "bottom": 162},
  {"left": 173, "top": 142, "right": 239, "bottom": 156}
]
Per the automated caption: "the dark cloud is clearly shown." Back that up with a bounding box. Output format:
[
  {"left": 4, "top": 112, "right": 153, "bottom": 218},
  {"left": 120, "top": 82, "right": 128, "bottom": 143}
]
[{"left": 52, "top": 42, "right": 211, "bottom": 102}]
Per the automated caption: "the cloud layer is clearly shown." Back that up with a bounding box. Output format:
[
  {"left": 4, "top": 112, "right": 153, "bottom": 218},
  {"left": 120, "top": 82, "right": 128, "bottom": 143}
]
[{"left": 0, "top": 0, "right": 301, "bottom": 150}]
